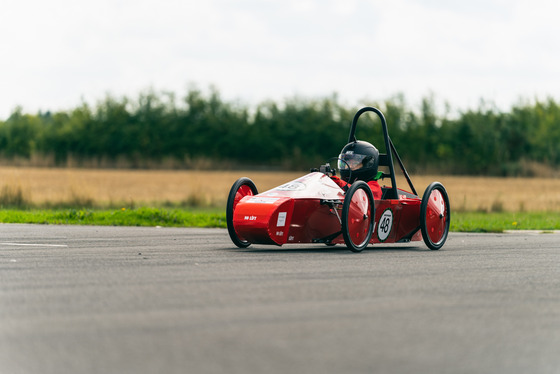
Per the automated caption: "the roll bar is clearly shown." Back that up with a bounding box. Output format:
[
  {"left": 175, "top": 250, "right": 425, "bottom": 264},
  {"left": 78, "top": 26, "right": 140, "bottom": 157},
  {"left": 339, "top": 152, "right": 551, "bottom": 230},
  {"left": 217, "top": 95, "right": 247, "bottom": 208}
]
[{"left": 348, "top": 107, "right": 417, "bottom": 198}]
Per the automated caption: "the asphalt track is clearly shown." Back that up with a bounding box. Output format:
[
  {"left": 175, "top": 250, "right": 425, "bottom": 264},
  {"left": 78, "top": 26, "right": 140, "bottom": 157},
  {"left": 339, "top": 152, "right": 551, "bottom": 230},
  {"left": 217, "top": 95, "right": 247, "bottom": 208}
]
[{"left": 1, "top": 224, "right": 559, "bottom": 374}]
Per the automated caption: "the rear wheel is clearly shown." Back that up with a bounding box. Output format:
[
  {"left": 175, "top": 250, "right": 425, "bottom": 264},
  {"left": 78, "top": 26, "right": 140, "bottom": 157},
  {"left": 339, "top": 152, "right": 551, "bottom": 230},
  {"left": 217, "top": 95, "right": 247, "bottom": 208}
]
[
  {"left": 226, "top": 178, "right": 258, "bottom": 248},
  {"left": 420, "top": 182, "right": 450, "bottom": 250},
  {"left": 341, "top": 181, "right": 374, "bottom": 252}
]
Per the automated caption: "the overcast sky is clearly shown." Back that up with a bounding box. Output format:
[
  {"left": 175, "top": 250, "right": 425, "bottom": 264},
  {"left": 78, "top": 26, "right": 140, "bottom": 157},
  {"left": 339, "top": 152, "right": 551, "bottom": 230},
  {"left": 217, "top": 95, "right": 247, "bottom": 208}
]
[{"left": 2, "top": 0, "right": 560, "bottom": 119}]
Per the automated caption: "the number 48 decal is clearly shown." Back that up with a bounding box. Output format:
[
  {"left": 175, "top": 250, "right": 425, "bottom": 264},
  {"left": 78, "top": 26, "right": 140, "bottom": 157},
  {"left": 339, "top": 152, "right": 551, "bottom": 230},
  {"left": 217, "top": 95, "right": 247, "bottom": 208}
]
[{"left": 377, "top": 208, "right": 393, "bottom": 242}]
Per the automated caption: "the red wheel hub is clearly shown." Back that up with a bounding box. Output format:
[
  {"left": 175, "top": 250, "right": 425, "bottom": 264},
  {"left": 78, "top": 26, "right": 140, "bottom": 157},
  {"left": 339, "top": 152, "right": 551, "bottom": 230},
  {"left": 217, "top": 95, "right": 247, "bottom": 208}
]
[
  {"left": 347, "top": 189, "right": 371, "bottom": 246},
  {"left": 425, "top": 189, "right": 447, "bottom": 243}
]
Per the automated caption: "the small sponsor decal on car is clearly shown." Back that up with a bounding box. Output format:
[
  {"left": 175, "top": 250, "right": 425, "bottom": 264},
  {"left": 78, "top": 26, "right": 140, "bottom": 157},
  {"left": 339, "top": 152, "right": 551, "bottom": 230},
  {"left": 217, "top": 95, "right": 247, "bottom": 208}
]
[
  {"left": 247, "top": 197, "right": 278, "bottom": 204},
  {"left": 277, "top": 212, "right": 287, "bottom": 227},
  {"left": 274, "top": 181, "right": 306, "bottom": 191}
]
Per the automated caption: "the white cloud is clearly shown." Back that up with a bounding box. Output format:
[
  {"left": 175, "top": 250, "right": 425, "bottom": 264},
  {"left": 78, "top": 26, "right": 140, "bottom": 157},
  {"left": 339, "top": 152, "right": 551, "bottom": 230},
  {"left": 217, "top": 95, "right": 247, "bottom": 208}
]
[{"left": 1, "top": 0, "right": 560, "bottom": 118}]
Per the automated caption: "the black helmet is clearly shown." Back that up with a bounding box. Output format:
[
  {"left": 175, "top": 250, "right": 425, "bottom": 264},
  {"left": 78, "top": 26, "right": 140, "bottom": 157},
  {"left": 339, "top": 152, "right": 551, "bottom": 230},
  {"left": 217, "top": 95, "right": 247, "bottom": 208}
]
[{"left": 338, "top": 140, "right": 379, "bottom": 183}]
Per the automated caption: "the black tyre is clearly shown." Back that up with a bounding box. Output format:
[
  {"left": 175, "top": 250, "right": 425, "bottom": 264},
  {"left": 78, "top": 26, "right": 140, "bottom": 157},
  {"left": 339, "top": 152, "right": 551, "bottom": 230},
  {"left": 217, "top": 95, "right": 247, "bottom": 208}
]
[
  {"left": 226, "top": 177, "right": 258, "bottom": 248},
  {"left": 420, "top": 182, "right": 450, "bottom": 250},
  {"left": 341, "top": 181, "right": 375, "bottom": 252}
]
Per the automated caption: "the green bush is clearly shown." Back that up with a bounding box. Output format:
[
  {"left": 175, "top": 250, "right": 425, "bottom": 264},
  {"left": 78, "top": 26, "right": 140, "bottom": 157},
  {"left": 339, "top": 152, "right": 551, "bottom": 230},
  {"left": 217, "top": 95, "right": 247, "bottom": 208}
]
[{"left": 1, "top": 88, "right": 559, "bottom": 175}]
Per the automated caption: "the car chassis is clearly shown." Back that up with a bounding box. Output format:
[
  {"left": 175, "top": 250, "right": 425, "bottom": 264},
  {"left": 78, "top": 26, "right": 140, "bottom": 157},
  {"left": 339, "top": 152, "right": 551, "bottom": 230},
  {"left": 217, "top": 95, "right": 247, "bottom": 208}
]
[{"left": 226, "top": 107, "right": 450, "bottom": 252}]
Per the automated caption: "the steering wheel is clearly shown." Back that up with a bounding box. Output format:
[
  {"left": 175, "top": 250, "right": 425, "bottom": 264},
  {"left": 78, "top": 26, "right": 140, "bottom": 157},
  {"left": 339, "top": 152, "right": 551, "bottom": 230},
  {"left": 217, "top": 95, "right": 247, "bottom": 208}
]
[{"left": 315, "top": 158, "right": 352, "bottom": 182}]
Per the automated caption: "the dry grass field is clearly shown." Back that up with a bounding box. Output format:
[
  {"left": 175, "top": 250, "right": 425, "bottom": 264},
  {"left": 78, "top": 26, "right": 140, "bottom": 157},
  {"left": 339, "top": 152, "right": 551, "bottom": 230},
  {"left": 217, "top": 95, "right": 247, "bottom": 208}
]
[{"left": 1, "top": 166, "right": 559, "bottom": 212}]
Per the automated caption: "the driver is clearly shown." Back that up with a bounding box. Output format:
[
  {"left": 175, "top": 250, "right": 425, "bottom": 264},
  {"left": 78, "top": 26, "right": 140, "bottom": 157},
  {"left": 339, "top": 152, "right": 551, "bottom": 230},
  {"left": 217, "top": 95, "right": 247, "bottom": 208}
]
[{"left": 331, "top": 140, "right": 383, "bottom": 200}]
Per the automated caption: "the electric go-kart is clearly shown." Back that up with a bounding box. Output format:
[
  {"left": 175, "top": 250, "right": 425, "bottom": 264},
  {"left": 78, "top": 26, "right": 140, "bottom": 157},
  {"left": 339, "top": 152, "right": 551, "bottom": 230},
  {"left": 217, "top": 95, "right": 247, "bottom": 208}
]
[{"left": 226, "top": 107, "right": 450, "bottom": 252}]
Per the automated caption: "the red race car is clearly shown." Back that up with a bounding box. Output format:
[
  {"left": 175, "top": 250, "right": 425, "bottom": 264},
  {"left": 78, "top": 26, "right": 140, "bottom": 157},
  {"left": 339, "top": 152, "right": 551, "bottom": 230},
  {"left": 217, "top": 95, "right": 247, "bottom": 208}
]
[{"left": 226, "top": 106, "right": 450, "bottom": 252}]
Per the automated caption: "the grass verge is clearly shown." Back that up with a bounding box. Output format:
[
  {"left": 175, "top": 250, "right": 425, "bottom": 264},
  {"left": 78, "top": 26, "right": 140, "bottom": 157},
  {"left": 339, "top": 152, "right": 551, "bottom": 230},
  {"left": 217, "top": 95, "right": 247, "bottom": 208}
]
[
  {"left": 0, "top": 207, "right": 225, "bottom": 228},
  {"left": 451, "top": 211, "right": 560, "bottom": 232},
  {"left": 0, "top": 208, "right": 559, "bottom": 233}
]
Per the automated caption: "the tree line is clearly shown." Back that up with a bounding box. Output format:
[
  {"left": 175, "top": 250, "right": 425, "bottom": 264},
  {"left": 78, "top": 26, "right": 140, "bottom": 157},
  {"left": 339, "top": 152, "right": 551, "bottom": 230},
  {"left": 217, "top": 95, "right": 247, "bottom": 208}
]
[{"left": 1, "top": 87, "right": 559, "bottom": 176}]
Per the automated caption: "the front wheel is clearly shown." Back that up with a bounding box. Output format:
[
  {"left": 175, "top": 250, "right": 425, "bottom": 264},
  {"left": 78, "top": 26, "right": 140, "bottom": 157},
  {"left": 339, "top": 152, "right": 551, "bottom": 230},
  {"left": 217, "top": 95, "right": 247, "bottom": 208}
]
[
  {"left": 341, "top": 181, "right": 375, "bottom": 252},
  {"left": 420, "top": 182, "right": 450, "bottom": 250},
  {"left": 226, "top": 177, "right": 258, "bottom": 248}
]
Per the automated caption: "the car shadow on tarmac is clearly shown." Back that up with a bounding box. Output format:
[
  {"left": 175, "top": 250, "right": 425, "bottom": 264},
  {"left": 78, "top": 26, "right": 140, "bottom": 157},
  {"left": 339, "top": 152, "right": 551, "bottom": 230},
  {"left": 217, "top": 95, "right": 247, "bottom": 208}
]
[{"left": 221, "top": 244, "right": 430, "bottom": 254}]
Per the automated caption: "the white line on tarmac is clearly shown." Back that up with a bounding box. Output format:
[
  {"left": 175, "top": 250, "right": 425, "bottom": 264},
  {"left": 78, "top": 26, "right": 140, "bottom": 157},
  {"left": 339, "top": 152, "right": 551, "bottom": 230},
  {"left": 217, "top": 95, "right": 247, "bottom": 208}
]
[
  {"left": 0, "top": 242, "right": 69, "bottom": 248},
  {"left": 503, "top": 230, "right": 560, "bottom": 234}
]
